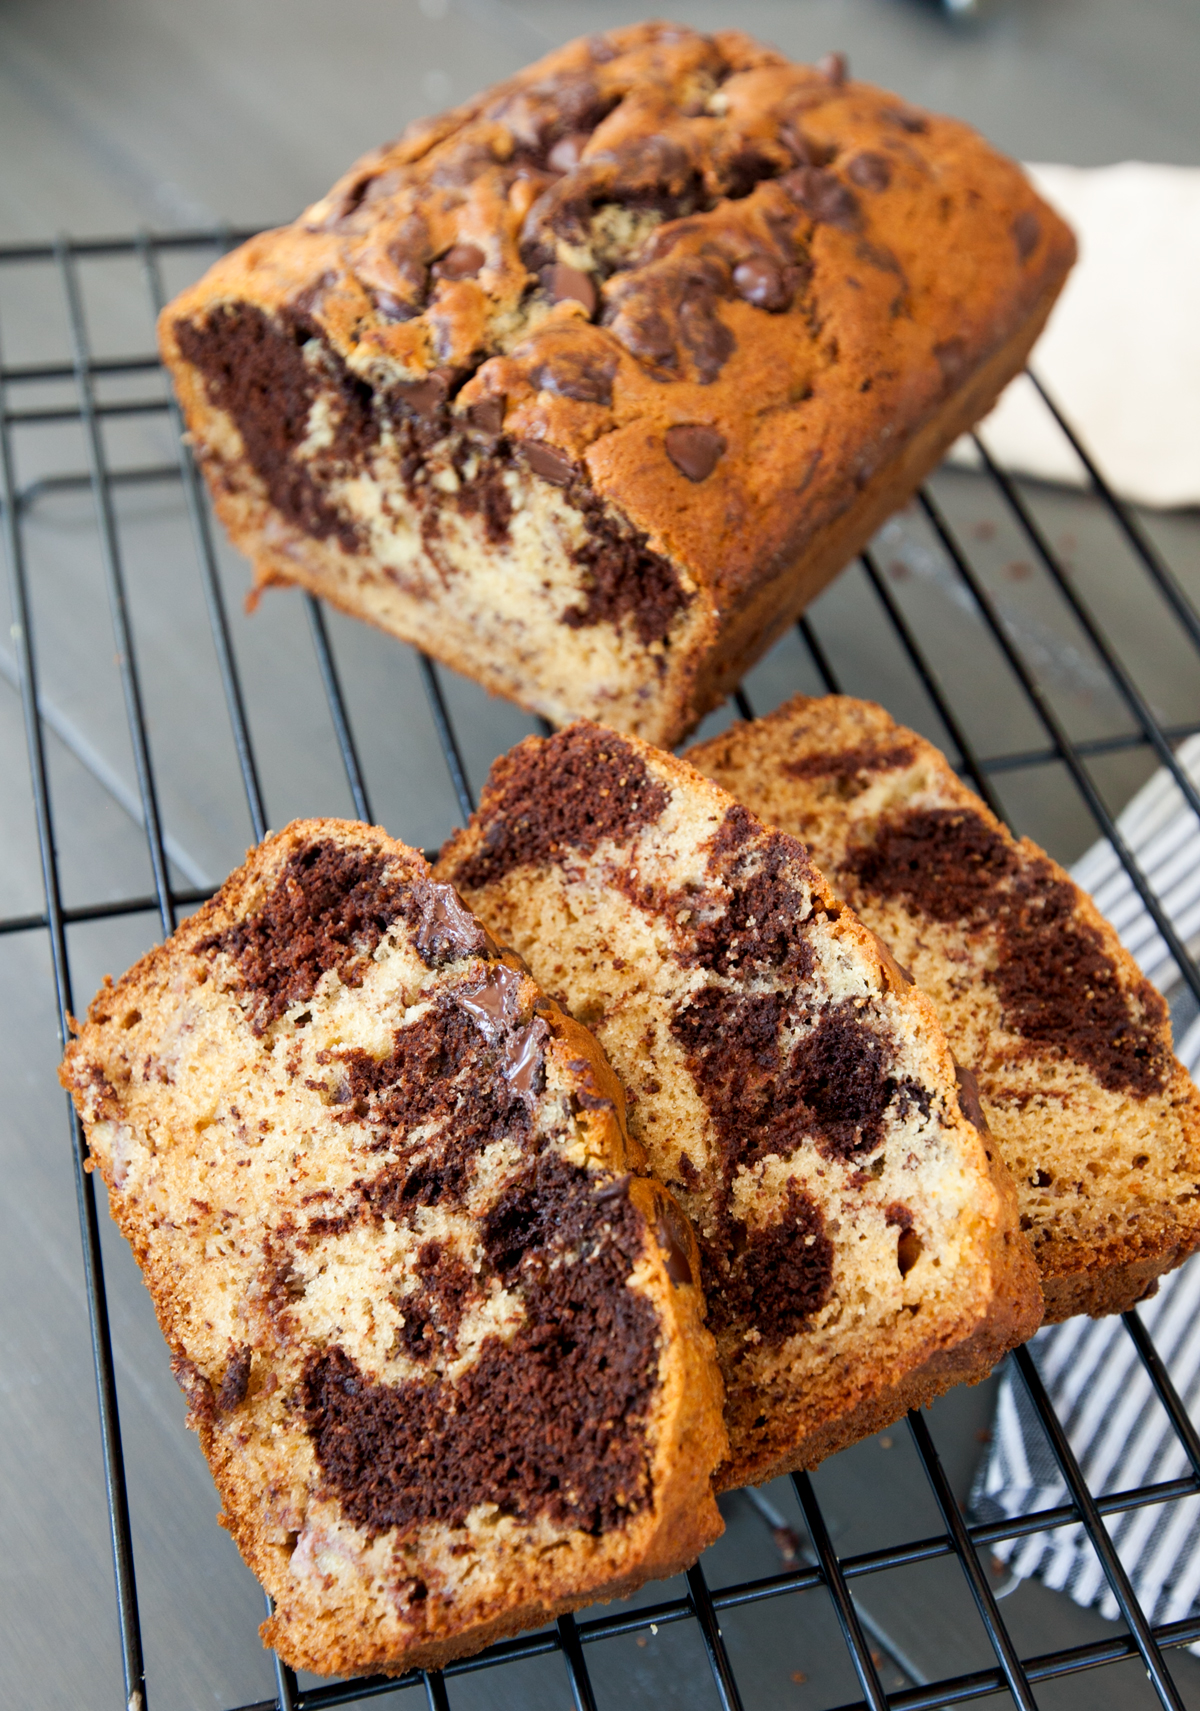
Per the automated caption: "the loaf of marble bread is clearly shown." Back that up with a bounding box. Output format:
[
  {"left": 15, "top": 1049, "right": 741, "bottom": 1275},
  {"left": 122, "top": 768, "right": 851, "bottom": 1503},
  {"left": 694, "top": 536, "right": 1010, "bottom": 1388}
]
[
  {"left": 59, "top": 821, "right": 727, "bottom": 1678},
  {"left": 688, "top": 696, "right": 1200, "bottom": 1321},
  {"left": 438, "top": 723, "right": 1042, "bottom": 1487},
  {"left": 159, "top": 22, "right": 1074, "bottom": 748}
]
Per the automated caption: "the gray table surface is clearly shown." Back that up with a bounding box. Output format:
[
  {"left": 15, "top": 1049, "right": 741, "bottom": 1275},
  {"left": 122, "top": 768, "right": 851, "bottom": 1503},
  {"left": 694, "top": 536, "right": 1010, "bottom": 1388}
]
[{"left": 3, "top": 2, "right": 1200, "bottom": 1707}]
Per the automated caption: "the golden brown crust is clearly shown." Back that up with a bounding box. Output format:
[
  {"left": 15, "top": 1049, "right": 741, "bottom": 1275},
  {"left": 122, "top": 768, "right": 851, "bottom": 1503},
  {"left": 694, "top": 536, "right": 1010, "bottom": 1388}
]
[
  {"left": 159, "top": 22, "right": 1074, "bottom": 747},
  {"left": 61, "top": 818, "right": 726, "bottom": 1678},
  {"left": 438, "top": 722, "right": 1041, "bottom": 1488},
  {"left": 686, "top": 696, "right": 1200, "bottom": 1322}
]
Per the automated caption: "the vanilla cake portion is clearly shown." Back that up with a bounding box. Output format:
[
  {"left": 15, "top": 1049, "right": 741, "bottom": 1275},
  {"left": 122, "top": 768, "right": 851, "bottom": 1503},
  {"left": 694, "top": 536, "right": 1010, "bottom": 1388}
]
[
  {"left": 688, "top": 696, "right": 1200, "bottom": 1321},
  {"left": 438, "top": 725, "right": 1040, "bottom": 1486},
  {"left": 160, "top": 22, "right": 1073, "bottom": 747},
  {"left": 60, "top": 820, "right": 726, "bottom": 1679}
]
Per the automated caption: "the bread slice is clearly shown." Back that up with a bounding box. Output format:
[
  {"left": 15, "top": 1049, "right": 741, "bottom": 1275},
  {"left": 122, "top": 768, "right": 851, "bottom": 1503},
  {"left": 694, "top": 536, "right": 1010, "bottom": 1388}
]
[
  {"left": 59, "top": 819, "right": 726, "bottom": 1679},
  {"left": 437, "top": 724, "right": 1041, "bottom": 1487},
  {"left": 687, "top": 695, "right": 1200, "bottom": 1321}
]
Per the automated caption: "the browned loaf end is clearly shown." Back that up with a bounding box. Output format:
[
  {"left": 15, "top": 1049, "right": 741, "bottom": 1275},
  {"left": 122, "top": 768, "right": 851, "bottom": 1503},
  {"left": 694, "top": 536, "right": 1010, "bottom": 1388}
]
[
  {"left": 160, "top": 22, "right": 1074, "bottom": 748},
  {"left": 59, "top": 820, "right": 726, "bottom": 1679},
  {"left": 437, "top": 724, "right": 1041, "bottom": 1488},
  {"left": 687, "top": 696, "right": 1200, "bottom": 1322}
]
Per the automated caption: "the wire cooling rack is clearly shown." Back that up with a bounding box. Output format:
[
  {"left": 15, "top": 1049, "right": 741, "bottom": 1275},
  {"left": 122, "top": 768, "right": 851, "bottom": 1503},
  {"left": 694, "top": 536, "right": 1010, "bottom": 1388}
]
[{"left": 2, "top": 229, "right": 1200, "bottom": 1711}]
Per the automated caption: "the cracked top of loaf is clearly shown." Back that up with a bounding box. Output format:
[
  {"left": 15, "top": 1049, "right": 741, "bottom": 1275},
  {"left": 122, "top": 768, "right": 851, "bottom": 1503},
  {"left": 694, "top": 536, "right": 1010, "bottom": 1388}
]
[{"left": 164, "top": 21, "right": 1074, "bottom": 608}]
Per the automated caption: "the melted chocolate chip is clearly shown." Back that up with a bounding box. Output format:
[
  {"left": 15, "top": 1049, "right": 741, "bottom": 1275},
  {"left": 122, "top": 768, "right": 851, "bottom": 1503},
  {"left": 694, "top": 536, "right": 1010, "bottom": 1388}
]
[
  {"left": 781, "top": 167, "right": 861, "bottom": 231},
  {"left": 847, "top": 151, "right": 892, "bottom": 192},
  {"left": 395, "top": 372, "right": 452, "bottom": 418},
  {"left": 374, "top": 291, "right": 420, "bottom": 323},
  {"left": 531, "top": 349, "right": 615, "bottom": 405},
  {"left": 458, "top": 962, "right": 524, "bottom": 1036},
  {"left": 521, "top": 439, "right": 578, "bottom": 485},
  {"left": 504, "top": 1017, "right": 548, "bottom": 1097},
  {"left": 608, "top": 303, "right": 677, "bottom": 371},
  {"left": 449, "top": 725, "right": 669, "bottom": 889},
  {"left": 677, "top": 278, "right": 736, "bottom": 382},
  {"left": 665, "top": 423, "right": 726, "bottom": 482},
  {"left": 433, "top": 243, "right": 486, "bottom": 280},
  {"left": 466, "top": 395, "right": 505, "bottom": 435},
  {"left": 816, "top": 50, "right": 848, "bottom": 86},
  {"left": 413, "top": 880, "right": 491, "bottom": 965},
  {"left": 549, "top": 263, "right": 598, "bottom": 317},
  {"left": 1013, "top": 209, "right": 1041, "bottom": 261},
  {"left": 732, "top": 256, "right": 791, "bottom": 311}
]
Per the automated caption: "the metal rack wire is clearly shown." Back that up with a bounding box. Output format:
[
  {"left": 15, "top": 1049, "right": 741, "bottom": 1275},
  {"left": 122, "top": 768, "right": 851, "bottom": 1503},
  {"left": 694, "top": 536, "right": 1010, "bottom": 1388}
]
[{"left": 2, "top": 229, "right": 1200, "bottom": 1711}]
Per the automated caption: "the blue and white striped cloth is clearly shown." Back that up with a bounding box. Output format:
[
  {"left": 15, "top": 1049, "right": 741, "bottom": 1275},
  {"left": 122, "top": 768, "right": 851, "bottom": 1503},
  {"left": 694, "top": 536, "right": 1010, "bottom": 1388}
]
[
  {"left": 974, "top": 1266, "right": 1200, "bottom": 1627},
  {"left": 973, "top": 734, "right": 1200, "bottom": 1627}
]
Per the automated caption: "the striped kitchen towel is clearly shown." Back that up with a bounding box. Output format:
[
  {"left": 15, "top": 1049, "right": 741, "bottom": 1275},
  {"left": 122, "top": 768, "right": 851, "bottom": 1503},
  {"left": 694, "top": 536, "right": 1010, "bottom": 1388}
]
[
  {"left": 973, "top": 1265, "right": 1200, "bottom": 1627},
  {"left": 972, "top": 733, "right": 1200, "bottom": 1624}
]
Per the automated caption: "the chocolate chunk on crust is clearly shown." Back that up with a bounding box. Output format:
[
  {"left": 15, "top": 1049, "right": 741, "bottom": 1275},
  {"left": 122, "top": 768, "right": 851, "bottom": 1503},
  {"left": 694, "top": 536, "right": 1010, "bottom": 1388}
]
[{"left": 665, "top": 424, "right": 727, "bottom": 482}]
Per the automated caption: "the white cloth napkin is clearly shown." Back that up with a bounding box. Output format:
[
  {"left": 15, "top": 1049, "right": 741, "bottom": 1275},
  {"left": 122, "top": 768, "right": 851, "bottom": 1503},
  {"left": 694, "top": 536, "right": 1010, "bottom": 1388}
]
[{"left": 951, "top": 162, "right": 1200, "bottom": 509}]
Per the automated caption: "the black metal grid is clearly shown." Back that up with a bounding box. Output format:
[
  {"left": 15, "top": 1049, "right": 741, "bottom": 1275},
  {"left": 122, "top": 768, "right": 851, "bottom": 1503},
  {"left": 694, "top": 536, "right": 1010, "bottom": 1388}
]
[{"left": 2, "top": 228, "right": 1200, "bottom": 1711}]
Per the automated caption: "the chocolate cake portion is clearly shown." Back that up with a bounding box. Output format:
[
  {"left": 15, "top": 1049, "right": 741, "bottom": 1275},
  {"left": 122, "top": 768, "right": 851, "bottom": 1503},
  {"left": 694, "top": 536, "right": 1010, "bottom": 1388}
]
[
  {"left": 687, "top": 694, "right": 1200, "bottom": 1320},
  {"left": 60, "top": 819, "right": 726, "bottom": 1679},
  {"left": 439, "top": 724, "right": 1041, "bottom": 1486},
  {"left": 161, "top": 22, "right": 1074, "bottom": 747}
]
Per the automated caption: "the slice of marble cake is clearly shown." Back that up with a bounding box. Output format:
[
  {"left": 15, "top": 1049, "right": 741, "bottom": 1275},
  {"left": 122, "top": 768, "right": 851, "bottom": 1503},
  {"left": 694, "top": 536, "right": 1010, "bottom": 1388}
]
[
  {"left": 688, "top": 693, "right": 1200, "bottom": 1320},
  {"left": 438, "top": 723, "right": 1041, "bottom": 1487},
  {"left": 60, "top": 819, "right": 726, "bottom": 1677}
]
